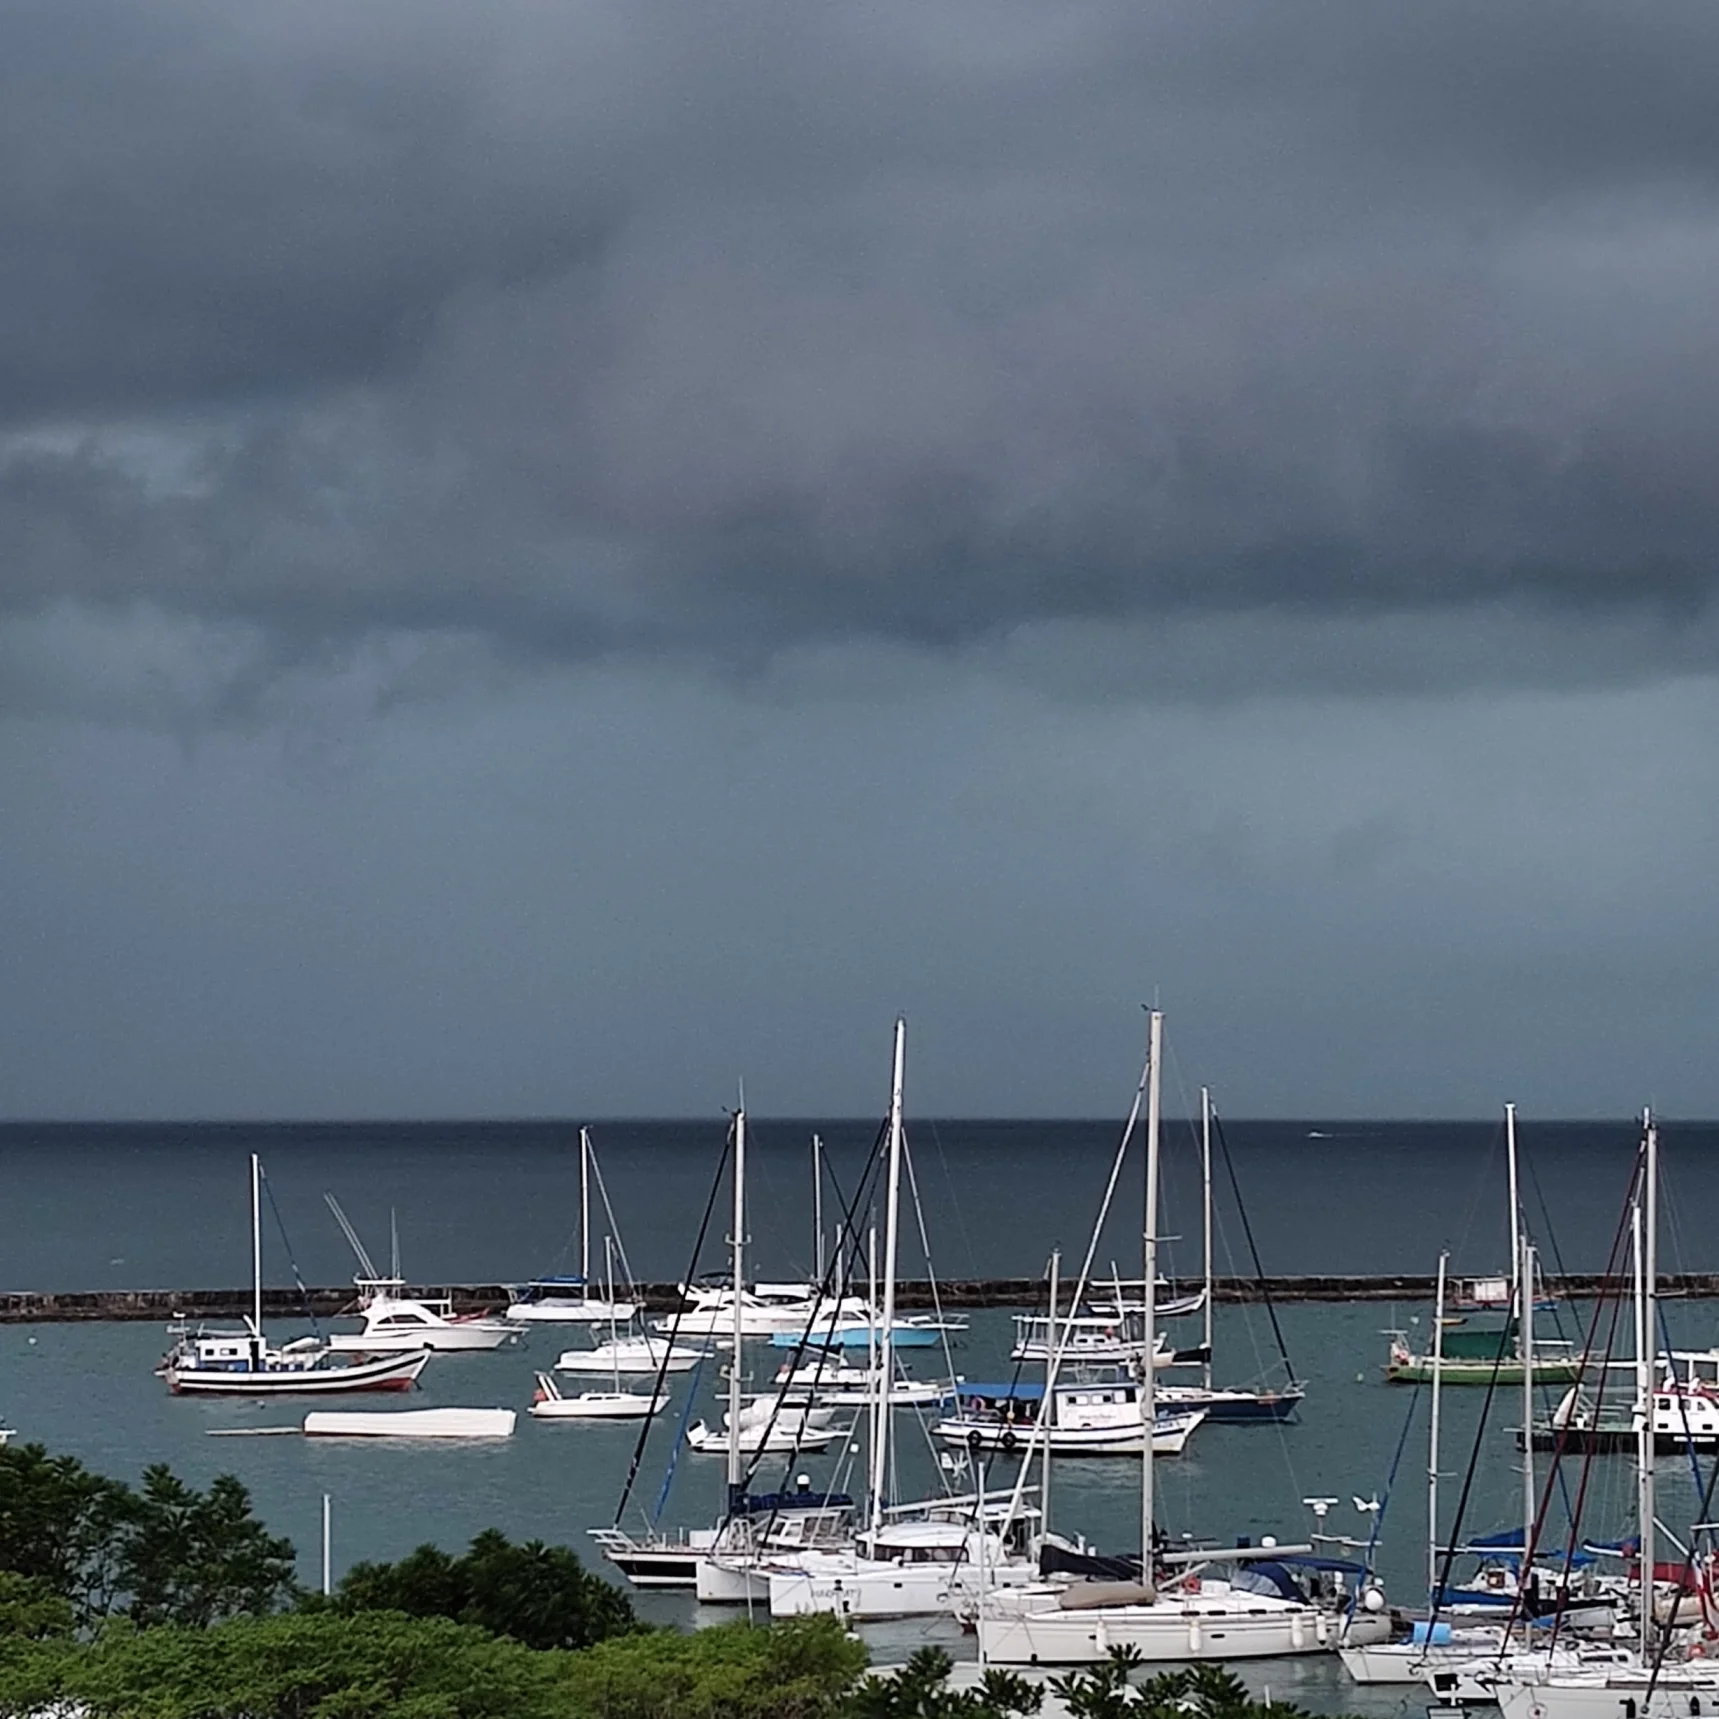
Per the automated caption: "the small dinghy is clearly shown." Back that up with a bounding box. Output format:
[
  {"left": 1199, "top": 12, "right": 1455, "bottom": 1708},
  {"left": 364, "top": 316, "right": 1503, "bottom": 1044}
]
[
  {"left": 529, "top": 1371, "right": 667, "bottom": 1421},
  {"left": 303, "top": 1408, "right": 516, "bottom": 1439}
]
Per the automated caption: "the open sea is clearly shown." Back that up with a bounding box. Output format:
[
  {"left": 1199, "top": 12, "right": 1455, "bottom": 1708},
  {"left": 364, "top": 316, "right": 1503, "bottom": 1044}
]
[{"left": 0, "top": 1116, "right": 1712, "bottom": 1714}]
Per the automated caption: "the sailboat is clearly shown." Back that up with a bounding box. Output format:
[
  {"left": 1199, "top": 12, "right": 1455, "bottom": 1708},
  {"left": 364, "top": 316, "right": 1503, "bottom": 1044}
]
[
  {"left": 506, "top": 1129, "right": 639, "bottom": 1324},
  {"left": 161, "top": 1156, "right": 430, "bottom": 1397},
  {"left": 530, "top": 1242, "right": 672, "bottom": 1420},
  {"left": 1489, "top": 1113, "right": 1719, "bottom": 1719},
  {"left": 754, "top": 1019, "right": 1043, "bottom": 1620},
  {"left": 975, "top": 1013, "right": 1389, "bottom": 1665}
]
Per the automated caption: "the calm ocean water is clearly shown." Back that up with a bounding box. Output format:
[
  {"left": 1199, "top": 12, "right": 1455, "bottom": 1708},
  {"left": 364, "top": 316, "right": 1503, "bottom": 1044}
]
[
  {"left": 0, "top": 1116, "right": 1709, "bottom": 1290},
  {"left": 0, "top": 1118, "right": 1708, "bottom": 1714}
]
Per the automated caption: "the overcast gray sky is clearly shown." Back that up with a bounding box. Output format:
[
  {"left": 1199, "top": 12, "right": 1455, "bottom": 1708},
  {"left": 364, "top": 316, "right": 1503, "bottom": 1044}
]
[{"left": 4, "top": 0, "right": 1719, "bottom": 1119}]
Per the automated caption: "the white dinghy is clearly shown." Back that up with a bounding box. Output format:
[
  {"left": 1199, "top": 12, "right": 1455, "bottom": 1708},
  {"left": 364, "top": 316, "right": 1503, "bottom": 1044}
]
[{"left": 303, "top": 1408, "right": 516, "bottom": 1439}]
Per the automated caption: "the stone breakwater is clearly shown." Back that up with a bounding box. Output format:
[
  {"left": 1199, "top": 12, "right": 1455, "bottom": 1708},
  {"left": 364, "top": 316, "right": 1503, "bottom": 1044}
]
[{"left": 0, "top": 1274, "right": 1709, "bottom": 1322}]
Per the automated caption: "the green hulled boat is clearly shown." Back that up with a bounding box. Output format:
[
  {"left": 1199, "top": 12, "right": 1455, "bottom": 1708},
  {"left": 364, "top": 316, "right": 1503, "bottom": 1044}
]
[{"left": 1385, "top": 1322, "right": 1586, "bottom": 1384}]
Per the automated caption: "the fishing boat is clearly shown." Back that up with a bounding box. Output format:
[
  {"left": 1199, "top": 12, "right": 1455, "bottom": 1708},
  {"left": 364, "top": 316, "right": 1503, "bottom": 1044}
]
[
  {"left": 505, "top": 1129, "right": 639, "bottom": 1324},
  {"left": 324, "top": 1197, "right": 516, "bottom": 1353},
  {"left": 530, "top": 1371, "right": 667, "bottom": 1421},
  {"left": 974, "top": 1013, "right": 1389, "bottom": 1665},
  {"left": 161, "top": 1156, "right": 433, "bottom": 1398}
]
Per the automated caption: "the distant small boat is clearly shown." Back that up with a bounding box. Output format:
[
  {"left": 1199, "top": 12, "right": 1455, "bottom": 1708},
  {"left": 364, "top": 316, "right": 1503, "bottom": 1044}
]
[
  {"left": 556, "top": 1328, "right": 707, "bottom": 1375},
  {"left": 530, "top": 1372, "right": 667, "bottom": 1422},
  {"left": 685, "top": 1417, "right": 843, "bottom": 1454},
  {"left": 303, "top": 1408, "right": 515, "bottom": 1439},
  {"left": 505, "top": 1130, "right": 639, "bottom": 1324}
]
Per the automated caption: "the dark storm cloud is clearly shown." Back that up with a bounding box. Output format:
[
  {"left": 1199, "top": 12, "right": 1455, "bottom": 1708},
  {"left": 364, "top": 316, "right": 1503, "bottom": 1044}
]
[{"left": 6, "top": 0, "right": 1719, "bottom": 685}]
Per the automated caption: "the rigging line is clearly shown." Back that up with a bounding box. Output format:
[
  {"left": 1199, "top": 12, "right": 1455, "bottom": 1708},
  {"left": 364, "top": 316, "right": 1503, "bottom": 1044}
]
[
  {"left": 651, "top": 1350, "right": 710, "bottom": 1528},
  {"left": 1427, "top": 1317, "right": 1520, "bottom": 1635},
  {"left": 997, "top": 1026, "right": 1152, "bottom": 1536},
  {"left": 900, "top": 1128, "right": 963, "bottom": 1429},
  {"left": 739, "top": 1112, "right": 891, "bottom": 1506},
  {"left": 585, "top": 1145, "right": 636, "bottom": 1296},
  {"left": 257, "top": 1166, "right": 320, "bottom": 1338},
  {"left": 1210, "top": 1107, "right": 1295, "bottom": 1384},
  {"left": 613, "top": 1121, "right": 734, "bottom": 1530},
  {"left": 923, "top": 1118, "right": 980, "bottom": 1283},
  {"left": 1347, "top": 1377, "right": 1422, "bottom": 1624},
  {"left": 1504, "top": 1147, "right": 1641, "bottom": 1655}
]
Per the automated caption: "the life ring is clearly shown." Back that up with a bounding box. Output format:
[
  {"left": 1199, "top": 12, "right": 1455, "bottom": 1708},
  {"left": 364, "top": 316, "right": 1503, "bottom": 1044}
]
[
  {"left": 1001, "top": 1429, "right": 1020, "bottom": 1454},
  {"left": 1530, "top": 1704, "right": 1546, "bottom": 1719},
  {"left": 966, "top": 1430, "right": 984, "bottom": 1453}
]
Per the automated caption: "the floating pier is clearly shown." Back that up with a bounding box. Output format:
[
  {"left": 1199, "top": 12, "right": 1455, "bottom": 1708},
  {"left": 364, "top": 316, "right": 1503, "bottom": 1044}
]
[{"left": 0, "top": 1272, "right": 1703, "bottom": 1324}]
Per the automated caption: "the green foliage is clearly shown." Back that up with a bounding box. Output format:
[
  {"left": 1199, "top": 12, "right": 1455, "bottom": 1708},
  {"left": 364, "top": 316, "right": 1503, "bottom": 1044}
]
[
  {"left": 332, "top": 1527, "right": 636, "bottom": 1651},
  {"left": 850, "top": 1649, "right": 1314, "bottom": 1719},
  {"left": 561, "top": 1614, "right": 867, "bottom": 1719},
  {"left": 0, "top": 1441, "right": 131, "bottom": 1624},
  {"left": 0, "top": 1610, "right": 570, "bottom": 1719},
  {"left": 0, "top": 1444, "right": 296, "bottom": 1632},
  {"left": 0, "top": 1571, "right": 75, "bottom": 1640},
  {"left": 120, "top": 1464, "right": 299, "bottom": 1628},
  {"left": 846, "top": 1646, "right": 1043, "bottom": 1718}
]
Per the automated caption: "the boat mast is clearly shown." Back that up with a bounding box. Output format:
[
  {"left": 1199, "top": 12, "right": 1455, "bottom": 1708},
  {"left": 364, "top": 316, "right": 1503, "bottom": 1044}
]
[
  {"left": 1429, "top": 1249, "right": 1447, "bottom": 1602},
  {"left": 869, "top": 1017, "right": 906, "bottom": 1538},
  {"left": 250, "top": 1152, "right": 263, "bottom": 1363},
  {"left": 1520, "top": 1235, "right": 1535, "bottom": 1600},
  {"left": 1043, "top": 1248, "right": 1059, "bottom": 1536},
  {"left": 727, "top": 1107, "right": 747, "bottom": 1512},
  {"left": 580, "top": 1126, "right": 592, "bottom": 1297},
  {"left": 1141, "top": 1008, "right": 1163, "bottom": 1576},
  {"left": 1638, "top": 1110, "right": 1657, "bottom": 1659},
  {"left": 1505, "top": 1103, "right": 1521, "bottom": 1358},
  {"left": 812, "top": 1135, "right": 825, "bottom": 1283},
  {"left": 1201, "top": 1085, "right": 1214, "bottom": 1393}
]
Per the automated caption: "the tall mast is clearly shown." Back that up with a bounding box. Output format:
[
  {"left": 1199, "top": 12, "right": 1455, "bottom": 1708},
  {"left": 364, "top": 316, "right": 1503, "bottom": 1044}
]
[
  {"left": 813, "top": 1135, "right": 825, "bottom": 1283},
  {"left": 1201, "top": 1086, "right": 1214, "bottom": 1393},
  {"left": 580, "top": 1127, "right": 592, "bottom": 1291},
  {"left": 1043, "top": 1248, "right": 1059, "bottom": 1536},
  {"left": 250, "top": 1152, "right": 263, "bottom": 1361},
  {"left": 1639, "top": 1111, "right": 1658, "bottom": 1659},
  {"left": 1505, "top": 1103, "right": 1521, "bottom": 1355},
  {"left": 1429, "top": 1250, "right": 1447, "bottom": 1602},
  {"left": 1141, "top": 1009, "right": 1163, "bottom": 1575},
  {"left": 727, "top": 1108, "right": 747, "bottom": 1507},
  {"left": 869, "top": 1017, "right": 906, "bottom": 1537},
  {"left": 1520, "top": 1236, "right": 1535, "bottom": 1590}
]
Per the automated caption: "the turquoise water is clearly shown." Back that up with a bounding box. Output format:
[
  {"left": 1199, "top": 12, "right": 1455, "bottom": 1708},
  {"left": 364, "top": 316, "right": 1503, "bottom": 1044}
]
[{"left": 0, "top": 1117, "right": 1706, "bottom": 1713}]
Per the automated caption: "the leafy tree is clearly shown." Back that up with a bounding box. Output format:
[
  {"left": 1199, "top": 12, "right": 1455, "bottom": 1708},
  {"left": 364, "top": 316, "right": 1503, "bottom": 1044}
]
[
  {"left": 0, "top": 1443, "right": 133, "bottom": 1625},
  {"left": 560, "top": 1614, "right": 867, "bottom": 1719},
  {"left": 0, "top": 1571, "right": 75, "bottom": 1641},
  {"left": 119, "top": 1464, "right": 298, "bottom": 1628},
  {"left": 333, "top": 1528, "right": 636, "bottom": 1651},
  {"left": 0, "top": 1610, "right": 570, "bottom": 1719},
  {"left": 846, "top": 1648, "right": 1042, "bottom": 1719}
]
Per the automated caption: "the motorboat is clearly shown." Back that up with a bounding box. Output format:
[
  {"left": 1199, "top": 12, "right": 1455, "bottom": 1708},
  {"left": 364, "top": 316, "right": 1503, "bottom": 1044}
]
[
  {"left": 529, "top": 1372, "right": 667, "bottom": 1421},
  {"left": 771, "top": 1358, "right": 957, "bottom": 1407},
  {"left": 934, "top": 1375, "right": 1207, "bottom": 1456},
  {"left": 684, "top": 1408, "right": 845, "bottom": 1454},
  {"left": 329, "top": 1289, "right": 516, "bottom": 1354},
  {"left": 768, "top": 1311, "right": 964, "bottom": 1351}
]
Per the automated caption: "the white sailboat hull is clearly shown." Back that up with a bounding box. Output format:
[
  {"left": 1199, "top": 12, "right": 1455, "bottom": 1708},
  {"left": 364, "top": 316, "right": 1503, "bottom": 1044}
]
[
  {"left": 767, "top": 1554, "right": 1038, "bottom": 1620},
  {"left": 556, "top": 1339, "right": 705, "bottom": 1374},
  {"left": 1496, "top": 1667, "right": 1719, "bottom": 1719},
  {"left": 978, "top": 1588, "right": 1383, "bottom": 1665},
  {"left": 530, "top": 1392, "right": 666, "bottom": 1420}
]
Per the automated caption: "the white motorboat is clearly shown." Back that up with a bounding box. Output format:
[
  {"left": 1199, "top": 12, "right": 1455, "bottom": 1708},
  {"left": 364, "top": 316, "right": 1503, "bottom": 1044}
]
[
  {"left": 161, "top": 1156, "right": 433, "bottom": 1398},
  {"left": 935, "top": 1375, "right": 1206, "bottom": 1456},
  {"left": 329, "top": 1291, "right": 516, "bottom": 1354},
  {"left": 771, "top": 1358, "right": 957, "bottom": 1407},
  {"left": 530, "top": 1372, "right": 667, "bottom": 1421},
  {"left": 656, "top": 1285, "right": 872, "bottom": 1340},
  {"left": 505, "top": 1129, "right": 639, "bottom": 1324},
  {"left": 303, "top": 1408, "right": 515, "bottom": 1439}
]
